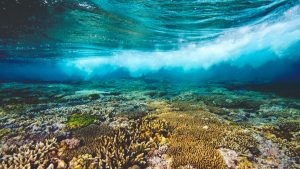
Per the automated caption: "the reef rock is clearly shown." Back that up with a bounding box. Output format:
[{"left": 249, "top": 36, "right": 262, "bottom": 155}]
[{"left": 218, "top": 148, "right": 238, "bottom": 169}]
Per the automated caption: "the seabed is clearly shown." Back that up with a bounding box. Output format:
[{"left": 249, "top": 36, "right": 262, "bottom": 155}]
[{"left": 0, "top": 79, "right": 300, "bottom": 169}]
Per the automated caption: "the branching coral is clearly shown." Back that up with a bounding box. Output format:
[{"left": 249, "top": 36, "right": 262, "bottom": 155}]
[
  {"left": 64, "top": 124, "right": 114, "bottom": 159},
  {"left": 94, "top": 118, "right": 169, "bottom": 168},
  {"left": 0, "top": 138, "right": 59, "bottom": 169},
  {"left": 69, "top": 154, "right": 94, "bottom": 169},
  {"left": 258, "top": 124, "right": 300, "bottom": 166},
  {"left": 277, "top": 118, "right": 300, "bottom": 139},
  {"left": 68, "top": 117, "right": 170, "bottom": 168},
  {"left": 220, "top": 129, "right": 259, "bottom": 156}
]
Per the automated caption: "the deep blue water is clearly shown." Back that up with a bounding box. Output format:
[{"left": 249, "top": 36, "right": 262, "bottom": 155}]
[{"left": 0, "top": 0, "right": 300, "bottom": 83}]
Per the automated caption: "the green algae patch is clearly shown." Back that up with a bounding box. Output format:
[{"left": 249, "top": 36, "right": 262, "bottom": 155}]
[
  {"left": 0, "top": 128, "right": 11, "bottom": 139},
  {"left": 67, "top": 114, "right": 96, "bottom": 129},
  {"left": 0, "top": 109, "right": 7, "bottom": 116}
]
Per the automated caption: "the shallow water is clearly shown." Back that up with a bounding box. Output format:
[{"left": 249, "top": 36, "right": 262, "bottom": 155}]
[
  {"left": 0, "top": 79, "right": 300, "bottom": 168},
  {"left": 1, "top": 0, "right": 300, "bottom": 168},
  {"left": 0, "top": 0, "right": 300, "bottom": 81}
]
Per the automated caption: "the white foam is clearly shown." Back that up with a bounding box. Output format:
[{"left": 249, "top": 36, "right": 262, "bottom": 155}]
[{"left": 63, "top": 5, "right": 300, "bottom": 78}]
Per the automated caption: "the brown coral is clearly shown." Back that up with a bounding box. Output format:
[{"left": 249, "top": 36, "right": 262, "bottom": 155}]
[
  {"left": 69, "top": 154, "right": 94, "bottom": 169},
  {"left": 237, "top": 157, "right": 253, "bottom": 169},
  {"left": 64, "top": 124, "right": 114, "bottom": 159},
  {"left": 156, "top": 111, "right": 228, "bottom": 169},
  {"left": 220, "top": 129, "right": 259, "bottom": 155},
  {"left": 66, "top": 117, "right": 170, "bottom": 168},
  {"left": 91, "top": 117, "right": 169, "bottom": 168},
  {"left": 153, "top": 99, "right": 261, "bottom": 169}
]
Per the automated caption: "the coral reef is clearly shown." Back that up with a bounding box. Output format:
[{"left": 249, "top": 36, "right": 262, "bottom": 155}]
[
  {"left": 88, "top": 93, "right": 100, "bottom": 100},
  {"left": 87, "top": 118, "right": 168, "bottom": 168},
  {"left": 1, "top": 80, "right": 300, "bottom": 168},
  {"left": 147, "top": 145, "right": 172, "bottom": 169},
  {"left": 68, "top": 154, "right": 94, "bottom": 169},
  {"left": 0, "top": 138, "right": 60, "bottom": 168},
  {"left": 218, "top": 148, "right": 238, "bottom": 169},
  {"left": 64, "top": 124, "right": 114, "bottom": 159},
  {"left": 0, "top": 128, "right": 10, "bottom": 139},
  {"left": 220, "top": 129, "right": 258, "bottom": 155},
  {"left": 0, "top": 117, "right": 170, "bottom": 169},
  {"left": 254, "top": 129, "right": 300, "bottom": 168},
  {"left": 237, "top": 157, "right": 253, "bottom": 169},
  {"left": 61, "top": 138, "right": 81, "bottom": 149},
  {"left": 277, "top": 118, "right": 300, "bottom": 136},
  {"left": 156, "top": 111, "right": 228, "bottom": 169},
  {"left": 65, "top": 117, "right": 170, "bottom": 168}
]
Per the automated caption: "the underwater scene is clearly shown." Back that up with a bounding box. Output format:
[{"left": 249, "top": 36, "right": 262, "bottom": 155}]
[{"left": 1, "top": 0, "right": 300, "bottom": 168}]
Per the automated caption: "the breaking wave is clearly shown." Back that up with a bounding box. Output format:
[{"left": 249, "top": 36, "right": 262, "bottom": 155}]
[{"left": 0, "top": 0, "right": 300, "bottom": 81}]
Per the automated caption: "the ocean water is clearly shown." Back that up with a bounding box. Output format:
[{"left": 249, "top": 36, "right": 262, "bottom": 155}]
[
  {"left": 0, "top": 0, "right": 299, "bottom": 81},
  {"left": 1, "top": 0, "right": 300, "bottom": 168}
]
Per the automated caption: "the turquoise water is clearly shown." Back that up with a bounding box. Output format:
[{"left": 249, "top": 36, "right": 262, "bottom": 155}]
[
  {"left": 0, "top": 0, "right": 300, "bottom": 82},
  {"left": 1, "top": 1, "right": 300, "bottom": 168}
]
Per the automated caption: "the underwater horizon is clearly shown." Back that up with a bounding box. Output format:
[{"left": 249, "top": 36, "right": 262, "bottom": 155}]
[{"left": 1, "top": 0, "right": 300, "bottom": 169}]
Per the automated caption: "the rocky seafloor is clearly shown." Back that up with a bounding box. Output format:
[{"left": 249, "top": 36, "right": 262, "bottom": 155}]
[{"left": 0, "top": 79, "right": 300, "bottom": 169}]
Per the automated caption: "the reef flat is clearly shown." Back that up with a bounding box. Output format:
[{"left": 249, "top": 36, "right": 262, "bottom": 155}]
[{"left": 0, "top": 79, "right": 300, "bottom": 168}]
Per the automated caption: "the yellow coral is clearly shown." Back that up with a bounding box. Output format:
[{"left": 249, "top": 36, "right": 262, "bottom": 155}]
[
  {"left": 0, "top": 138, "right": 61, "bottom": 169},
  {"left": 151, "top": 100, "right": 260, "bottom": 169},
  {"left": 66, "top": 117, "right": 170, "bottom": 168},
  {"left": 156, "top": 111, "right": 228, "bottom": 169},
  {"left": 69, "top": 154, "right": 93, "bottom": 169},
  {"left": 220, "top": 129, "right": 258, "bottom": 155},
  {"left": 237, "top": 157, "right": 253, "bottom": 169}
]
